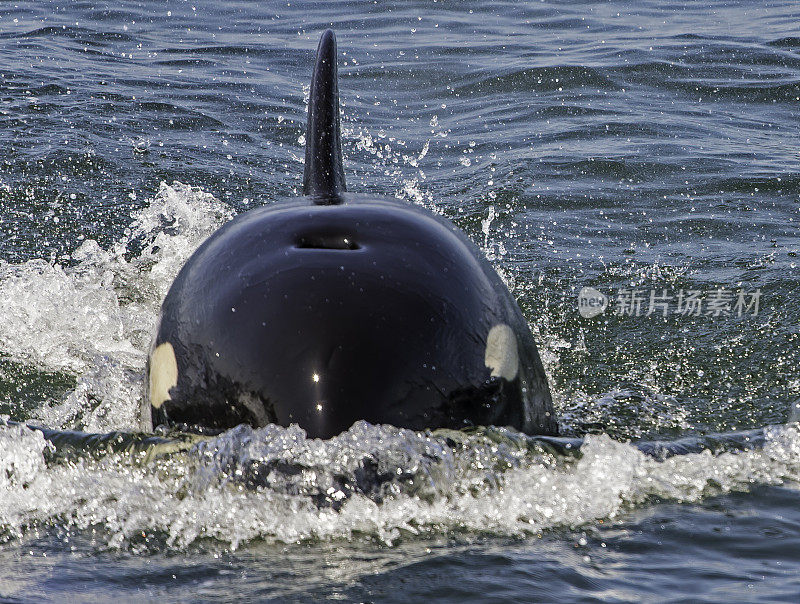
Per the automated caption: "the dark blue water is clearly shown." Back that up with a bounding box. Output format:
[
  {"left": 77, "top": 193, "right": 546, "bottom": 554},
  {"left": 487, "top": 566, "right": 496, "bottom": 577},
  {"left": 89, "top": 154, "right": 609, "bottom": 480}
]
[{"left": 1, "top": 0, "right": 799, "bottom": 601}]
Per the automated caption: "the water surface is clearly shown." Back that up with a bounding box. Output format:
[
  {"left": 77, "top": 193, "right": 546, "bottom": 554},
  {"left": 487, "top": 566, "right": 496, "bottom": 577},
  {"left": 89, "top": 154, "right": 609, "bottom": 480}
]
[{"left": 0, "top": 0, "right": 799, "bottom": 601}]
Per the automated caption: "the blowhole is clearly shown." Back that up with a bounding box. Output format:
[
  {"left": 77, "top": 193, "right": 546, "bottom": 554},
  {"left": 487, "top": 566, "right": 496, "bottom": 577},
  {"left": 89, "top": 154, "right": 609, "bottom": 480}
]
[{"left": 295, "top": 234, "right": 360, "bottom": 250}]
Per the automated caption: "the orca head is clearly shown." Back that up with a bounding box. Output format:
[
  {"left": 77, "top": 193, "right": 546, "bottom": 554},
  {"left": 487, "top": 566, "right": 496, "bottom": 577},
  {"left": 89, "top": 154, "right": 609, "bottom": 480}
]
[{"left": 146, "top": 30, "right": 558, "bottom": 439}]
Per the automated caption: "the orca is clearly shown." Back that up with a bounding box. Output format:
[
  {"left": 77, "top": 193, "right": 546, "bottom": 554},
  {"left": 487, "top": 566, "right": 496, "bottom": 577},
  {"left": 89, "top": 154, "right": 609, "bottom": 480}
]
[{"left": 144, "top": 30, "right": 558, "bottom": 439}]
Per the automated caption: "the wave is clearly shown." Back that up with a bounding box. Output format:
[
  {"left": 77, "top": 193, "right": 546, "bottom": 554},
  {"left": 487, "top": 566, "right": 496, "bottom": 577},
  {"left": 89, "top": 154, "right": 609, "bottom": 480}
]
[{"left": 0, "top": 419, "right": 797, "bottom": 550}]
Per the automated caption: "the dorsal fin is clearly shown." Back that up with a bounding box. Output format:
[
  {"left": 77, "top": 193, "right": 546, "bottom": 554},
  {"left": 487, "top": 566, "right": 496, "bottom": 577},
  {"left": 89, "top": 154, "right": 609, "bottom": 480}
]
[{"left": 303, "top": 29, "right": 346, "bottom": 202}]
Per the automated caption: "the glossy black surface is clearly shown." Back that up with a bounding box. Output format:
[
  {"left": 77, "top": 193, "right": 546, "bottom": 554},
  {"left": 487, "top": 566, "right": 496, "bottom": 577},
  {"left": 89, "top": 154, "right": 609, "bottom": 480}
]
[
  {"left": 303, "top": 30, "right": 346, "bottom": 200},
  {"left": 151, "top": 194, "right": 556, "bottom": 437}
]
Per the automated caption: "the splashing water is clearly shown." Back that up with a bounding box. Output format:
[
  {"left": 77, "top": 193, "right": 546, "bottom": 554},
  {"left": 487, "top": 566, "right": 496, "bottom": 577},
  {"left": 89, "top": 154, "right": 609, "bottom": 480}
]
[
  {"left": 0, "top": 182, "right": 232, "bottom": 432},
  {"left": 0, "top": 419, "right": 799, "bottom": 550},
  {"left": 0, "top": 172, "right": 796, "bottom": 552}
]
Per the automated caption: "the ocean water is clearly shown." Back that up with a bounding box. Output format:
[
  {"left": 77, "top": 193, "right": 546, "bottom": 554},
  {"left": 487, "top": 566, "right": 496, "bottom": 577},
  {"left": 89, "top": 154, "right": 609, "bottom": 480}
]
[{"left": 0, "top": 0, "right": 799, "bottom": 601}]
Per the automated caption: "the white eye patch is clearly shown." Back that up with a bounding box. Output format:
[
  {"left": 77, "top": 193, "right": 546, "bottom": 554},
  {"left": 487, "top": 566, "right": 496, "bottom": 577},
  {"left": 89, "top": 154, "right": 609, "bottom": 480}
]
[
  {"left": 484, "top": 324, "right": 519, "bottom": 381},
  {"left": 149, "top": 342, "right": 178, "bottom": 409}
]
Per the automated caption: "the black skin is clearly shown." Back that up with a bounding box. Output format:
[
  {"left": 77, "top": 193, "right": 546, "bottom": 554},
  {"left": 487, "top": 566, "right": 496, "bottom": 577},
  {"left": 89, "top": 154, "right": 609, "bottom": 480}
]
[{"left": 145, "top": 30, "right": 558, "bottom": 438}]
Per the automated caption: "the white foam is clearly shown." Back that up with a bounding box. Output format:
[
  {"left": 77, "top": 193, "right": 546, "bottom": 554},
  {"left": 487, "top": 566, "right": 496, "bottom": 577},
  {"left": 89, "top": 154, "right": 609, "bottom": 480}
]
[
  {"left": 0, "top": 181, "right": 232, "bottom": 431},
  {"left": 0, "top": 421, "right": 797, "bottom": 550}
]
